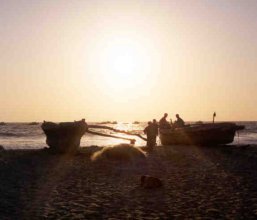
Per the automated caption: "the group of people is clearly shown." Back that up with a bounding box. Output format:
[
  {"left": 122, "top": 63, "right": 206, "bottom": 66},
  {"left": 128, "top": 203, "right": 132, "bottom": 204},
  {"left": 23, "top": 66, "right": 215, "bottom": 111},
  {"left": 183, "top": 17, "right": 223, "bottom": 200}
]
[
  {"left": 159, "top": 113, "right": 185, "bottom": 129},
  {"left": 144, "top": 113, "right": 185, "bottom": 150}
]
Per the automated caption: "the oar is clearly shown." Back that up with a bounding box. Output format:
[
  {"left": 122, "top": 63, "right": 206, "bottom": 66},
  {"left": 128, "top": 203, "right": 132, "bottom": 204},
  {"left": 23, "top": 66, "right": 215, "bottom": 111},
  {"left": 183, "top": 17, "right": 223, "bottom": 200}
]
[
  {"left": 88, "top": 124, "right": 147, "bottom": 141},
  {"left": 86, "top": 130, "right": 136, "bottom": 144}
]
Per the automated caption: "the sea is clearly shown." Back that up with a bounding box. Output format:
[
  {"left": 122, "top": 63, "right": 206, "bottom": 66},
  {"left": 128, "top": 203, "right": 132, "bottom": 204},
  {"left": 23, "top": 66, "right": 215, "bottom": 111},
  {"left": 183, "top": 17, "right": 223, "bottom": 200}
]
[{"left": 0, "top": 122, "right": 256, "bottom": 150}]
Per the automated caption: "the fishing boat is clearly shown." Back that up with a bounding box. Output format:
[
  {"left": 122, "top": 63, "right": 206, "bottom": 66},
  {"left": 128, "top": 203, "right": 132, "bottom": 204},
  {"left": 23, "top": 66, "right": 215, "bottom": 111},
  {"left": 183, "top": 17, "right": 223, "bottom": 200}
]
[
  {"left": 41, "top": 119, "right": 88, "bottom": 153},
  {"left": 159, "top": 122, "right": 244, "bottom": 146}
]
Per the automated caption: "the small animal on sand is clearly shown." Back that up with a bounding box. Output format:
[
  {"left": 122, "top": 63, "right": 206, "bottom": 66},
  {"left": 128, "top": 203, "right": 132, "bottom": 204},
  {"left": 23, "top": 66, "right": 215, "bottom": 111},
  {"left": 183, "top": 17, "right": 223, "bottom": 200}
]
[{"left": 140, "top": 175, "right": 163, "bottom": 189}]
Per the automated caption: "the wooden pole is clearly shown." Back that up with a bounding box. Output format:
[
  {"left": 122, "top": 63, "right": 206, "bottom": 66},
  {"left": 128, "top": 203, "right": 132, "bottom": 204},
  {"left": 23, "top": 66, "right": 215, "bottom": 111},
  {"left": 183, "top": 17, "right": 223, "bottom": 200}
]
[{"left": 213, "top": 112, "right": 216, "bottom": 123}]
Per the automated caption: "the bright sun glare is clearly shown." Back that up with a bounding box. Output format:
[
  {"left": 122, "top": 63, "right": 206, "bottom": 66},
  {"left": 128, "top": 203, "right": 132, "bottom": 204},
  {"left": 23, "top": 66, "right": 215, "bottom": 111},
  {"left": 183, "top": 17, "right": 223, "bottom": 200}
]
[
  {"left": 106, "top": 45, "right": 142, "bottom": 75},
  {"left": 99, "top": 37, "right": 151, "bottom": 89}
]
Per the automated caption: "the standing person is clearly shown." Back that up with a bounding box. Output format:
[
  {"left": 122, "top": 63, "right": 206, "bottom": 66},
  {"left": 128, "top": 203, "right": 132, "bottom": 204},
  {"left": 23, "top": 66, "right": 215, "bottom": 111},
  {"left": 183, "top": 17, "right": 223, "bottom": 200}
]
[
  {"left": 144, "top": 121, "right": 156, "bottom": 151},
  {"left": 159, "top": 113, "right": 171, "bottom": 129},
  {"left": 174, "top": 114, "right": 185, "bottom": 128},
  {"left": 152, "top": 119, "right": 159, "bottom": 145}
]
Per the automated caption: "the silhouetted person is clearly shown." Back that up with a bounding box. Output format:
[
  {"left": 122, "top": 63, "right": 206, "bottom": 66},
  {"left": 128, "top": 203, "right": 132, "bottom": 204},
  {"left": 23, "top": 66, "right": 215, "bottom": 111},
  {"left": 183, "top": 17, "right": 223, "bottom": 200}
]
[
  {"left": 159, "top": 113, "right": 171, "bottom": 129},
  {"left": 174, "top": 114, "right": 185, "bottom": 128},
  {"left": 152, "top": 119, "right": 159, "bottom": 136},
  {"left": 152, "top": 119, "right": 159, "bottom": 145},
  {"left": 144, "top": 121, "right": 156, "bottom": 151}
]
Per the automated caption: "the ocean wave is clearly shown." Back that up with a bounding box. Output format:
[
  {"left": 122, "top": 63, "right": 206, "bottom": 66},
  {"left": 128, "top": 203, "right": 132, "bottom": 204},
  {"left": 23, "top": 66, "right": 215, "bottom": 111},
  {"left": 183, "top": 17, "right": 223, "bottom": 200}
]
[
  {"left": 0, "top": 132, "right": 20, "bottom": 137},
  {"left": 0, "top": 131, "right": 41, "bottom": 137}
]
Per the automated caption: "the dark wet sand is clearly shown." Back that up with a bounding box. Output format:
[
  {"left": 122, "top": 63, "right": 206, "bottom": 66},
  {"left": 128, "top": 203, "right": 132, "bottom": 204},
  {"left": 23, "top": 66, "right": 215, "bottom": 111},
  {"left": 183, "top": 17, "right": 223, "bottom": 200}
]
[{"left": 1, "top": 145, "right": 257, "bottom": 219}]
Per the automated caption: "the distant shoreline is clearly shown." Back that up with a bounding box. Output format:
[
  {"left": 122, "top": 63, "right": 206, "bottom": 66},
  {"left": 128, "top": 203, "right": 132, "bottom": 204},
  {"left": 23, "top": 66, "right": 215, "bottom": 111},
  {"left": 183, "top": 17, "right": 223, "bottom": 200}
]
[{"left": 1, "top": 120, "right": 257, "bottom": 124}]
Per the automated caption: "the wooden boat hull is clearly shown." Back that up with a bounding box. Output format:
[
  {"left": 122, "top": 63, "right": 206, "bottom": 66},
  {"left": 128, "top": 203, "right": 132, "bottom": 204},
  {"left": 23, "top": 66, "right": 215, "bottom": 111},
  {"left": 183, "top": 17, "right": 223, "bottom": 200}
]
[
  {"left": 159, "top": 123, "right": 244, "bottom": 146},
  {"left": 42, "top": 120, "right": 88, "bottom": 153}
]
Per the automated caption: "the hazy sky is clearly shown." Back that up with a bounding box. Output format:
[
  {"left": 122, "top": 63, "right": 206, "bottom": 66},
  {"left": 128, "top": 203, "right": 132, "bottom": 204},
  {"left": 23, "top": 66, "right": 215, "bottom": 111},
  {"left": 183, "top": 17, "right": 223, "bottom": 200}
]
[{"left": 1, "top": 0, "right": 257, "bottom": 122}]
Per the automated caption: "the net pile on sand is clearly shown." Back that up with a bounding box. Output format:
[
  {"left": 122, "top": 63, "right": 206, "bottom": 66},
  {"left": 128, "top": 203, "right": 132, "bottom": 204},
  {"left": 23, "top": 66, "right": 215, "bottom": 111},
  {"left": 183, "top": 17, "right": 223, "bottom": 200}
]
[{"left": 91, "top": 144, "right": 146, "bottom": 161}]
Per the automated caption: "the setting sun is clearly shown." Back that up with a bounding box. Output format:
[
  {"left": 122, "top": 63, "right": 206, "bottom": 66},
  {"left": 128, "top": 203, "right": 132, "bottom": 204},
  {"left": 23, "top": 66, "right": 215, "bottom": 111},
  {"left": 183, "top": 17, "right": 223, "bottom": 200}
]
[{"left": 91, "top": 34, "right": 155, "bottom": 92}]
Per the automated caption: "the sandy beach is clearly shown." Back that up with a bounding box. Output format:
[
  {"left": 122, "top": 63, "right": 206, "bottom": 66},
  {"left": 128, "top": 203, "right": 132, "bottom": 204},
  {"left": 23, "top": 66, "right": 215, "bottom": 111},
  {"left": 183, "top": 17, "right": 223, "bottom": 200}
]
[
  {"left": 1, "top": 0, "right": 257, "bottom": 219},
  {"left": 1, "top": 144, "right": 257, "bottom": 219}
]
